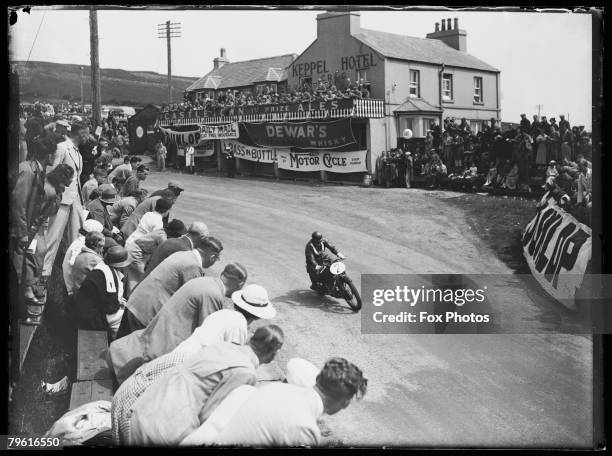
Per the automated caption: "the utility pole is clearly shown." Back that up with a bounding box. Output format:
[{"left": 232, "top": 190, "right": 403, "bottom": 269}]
[
  {"left": 536, "top": 104, "right": 543, "bottom": 119},
  {"left": 158, "top": 21, "right": 181, "bottom": 104},
  {"left": 89, "top": 7, "right": 102, "bottom": 127},
  {"left": 80, "top": 66, "right": 84, "bottom": 112}
]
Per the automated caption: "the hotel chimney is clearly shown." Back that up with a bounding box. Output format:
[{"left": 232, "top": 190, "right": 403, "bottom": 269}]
[
  {"left": 426, "top": 17, "right": 467, "bottom": 52},
  {"left": 213, "top": 48, "right": 229, "bottom": 69}
]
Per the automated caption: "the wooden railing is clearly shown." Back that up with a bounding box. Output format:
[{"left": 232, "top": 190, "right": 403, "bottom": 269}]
[{"left": 159, "top": 98, "right": 385, "bottom": 126}]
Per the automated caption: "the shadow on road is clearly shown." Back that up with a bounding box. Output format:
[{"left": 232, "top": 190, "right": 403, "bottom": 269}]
[{"left": 275, "top": 289, "right": 356, "bottom": 315}]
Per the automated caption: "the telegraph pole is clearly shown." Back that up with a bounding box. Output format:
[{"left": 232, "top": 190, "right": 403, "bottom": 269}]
[
  {"left": 158, "top": 21, "right": 181, "bottom": 104},
  {"left": 536, "top": 104, "right": 543, "bottom": 119},
  {"left": 89, "top": 7, "right": 102, "bottom": 127},
  {"left": 80, "top": 66, "right": 84, "bottom": 112}
]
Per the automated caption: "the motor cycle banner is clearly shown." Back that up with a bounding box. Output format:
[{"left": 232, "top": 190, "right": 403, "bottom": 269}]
[
  {"left": 277, "top": 150, "right": 367, "bottom": 173},
  {"left": 221, "top": 140, "right": 277, "bottom": 163},
  {"left": 521, "top": 197, "right": 592, "bottom": 309},
  {"left": 242, "top": 118, "right": 356, "bottom": 149}
]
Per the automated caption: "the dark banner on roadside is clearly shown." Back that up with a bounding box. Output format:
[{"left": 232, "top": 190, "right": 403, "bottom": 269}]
[{"left": 242, "top": 118, "right": 357, "bottom": 150}]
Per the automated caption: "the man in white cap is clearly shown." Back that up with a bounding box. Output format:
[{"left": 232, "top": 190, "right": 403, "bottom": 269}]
[
  {"left": 62, "top": 219, "right": 104, "bottom": 297},
  {"left": 143, "top": 221, "right": 209, "bottom": 276},
  {"left": 107, "top": 262, "right": 248, "bottom": 384},
  {"left": 209, "top": 357, "right": 368, "bottom": 447},
  {"left": 42, "top": 121, "right": 85, "bottom": 285}
]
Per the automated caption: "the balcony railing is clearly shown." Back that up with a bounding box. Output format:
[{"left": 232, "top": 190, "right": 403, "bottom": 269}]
[{"left": 159, "top": 99, "right": 385, "bottom": 126}]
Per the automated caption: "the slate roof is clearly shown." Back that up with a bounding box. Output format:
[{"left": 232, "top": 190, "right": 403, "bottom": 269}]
[
  {"left": 186, "top": 54, "right": 297, "bottom": 92},
  {"left": 394, "top": 97, "right": 442, "bottom": 113},
  {"left": 353, "top": 29, "right": 499, "bottom": 73}
]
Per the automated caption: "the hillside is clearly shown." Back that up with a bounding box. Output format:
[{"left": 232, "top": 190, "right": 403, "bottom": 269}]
[{"left": 11, "top": 60, "right": 199, "bottom": 107}]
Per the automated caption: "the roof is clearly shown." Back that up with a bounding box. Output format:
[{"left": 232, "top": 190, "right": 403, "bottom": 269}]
[
  {"left": 186, "top": 54, "right": 297, "bottom": 92},
  {"left": 394, "top": 97, "right": 442, "bottom": 113},
  {"left": 353, "top": 29, "right": 499, "bottom": 73}
]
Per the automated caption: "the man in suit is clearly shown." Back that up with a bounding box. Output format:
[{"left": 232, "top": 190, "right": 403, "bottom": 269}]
[{"left": 41, "top": 121, "right": 86, "bottom": 282}]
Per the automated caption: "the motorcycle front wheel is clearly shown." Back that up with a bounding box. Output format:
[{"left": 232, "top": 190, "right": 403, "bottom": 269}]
[{"left": 341, "top": 277, "right": 362, "bottom": 312}]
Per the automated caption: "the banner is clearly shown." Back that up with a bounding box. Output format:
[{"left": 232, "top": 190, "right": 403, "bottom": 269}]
[
  {"left": 221, "top": 140, "right": 277, "bottom": 163},
  {"left": 277, "top": 149, "right": 367, "bottom": 173},
  {"left": 521, "top": 197, "right": 592, "bottom": 309},
  {"left": 195, "top": 141, "right": 215, "bottom": 157},
  {"left": 160, "top": 122, "right": 239, "bottom": 146},
  {"left": 200, "top": 123, "right": 239, "bottom": 140},
  {"left": 242, "top": 118, "right": 356, "bottom": 149},
  {"left": 161, "top": 98, "right": 354, "bottom": 120}
]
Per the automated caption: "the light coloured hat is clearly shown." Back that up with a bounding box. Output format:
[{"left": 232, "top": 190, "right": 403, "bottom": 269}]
[
  {"left": 55, "top": 119, "right": 70, "bottom": 129},
  {"left": 83, "top": 219, "right": 104, "bottom": 233},
  {"left": 286, "top": 358, "right": 319, "bottom": 388},
  {"left": 232, "top": 284, "right": 276, "bottom": 320}
]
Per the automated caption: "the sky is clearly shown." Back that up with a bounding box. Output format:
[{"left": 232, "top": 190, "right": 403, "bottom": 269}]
[{"left": 8, "top": 6, "right": 595, "bottom": 128}]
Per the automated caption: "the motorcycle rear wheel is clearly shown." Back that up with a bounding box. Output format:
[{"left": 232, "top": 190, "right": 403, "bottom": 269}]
[{"left": 341, "top": 277, "right": 362, "bottom": 312}]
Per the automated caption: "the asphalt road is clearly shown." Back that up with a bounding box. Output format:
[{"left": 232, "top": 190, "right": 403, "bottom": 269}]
[{"left": 143, "top": 171, "right": 593, "bottom": 448}]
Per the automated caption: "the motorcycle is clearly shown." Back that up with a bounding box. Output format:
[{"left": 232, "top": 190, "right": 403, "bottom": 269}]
[{"left": 313, "top": 258, "right": 362, "bottom": 312}]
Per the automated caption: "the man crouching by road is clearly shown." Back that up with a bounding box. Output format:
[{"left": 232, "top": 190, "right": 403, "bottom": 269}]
[
  {"left": 207, "top": 357, "right": 367, "bottom": 447},
  {"left": 305, "top": 231, "right": 345, "bottom": 292}
]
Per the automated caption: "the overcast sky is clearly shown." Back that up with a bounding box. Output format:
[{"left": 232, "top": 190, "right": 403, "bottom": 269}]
[{"left": 8, "top": 6, "right": 594, "bottom": 128}]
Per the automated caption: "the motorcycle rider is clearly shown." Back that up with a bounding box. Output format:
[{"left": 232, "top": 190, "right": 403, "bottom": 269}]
[{"left": 305, "top": 231, "right": 345, "bottom": 291}]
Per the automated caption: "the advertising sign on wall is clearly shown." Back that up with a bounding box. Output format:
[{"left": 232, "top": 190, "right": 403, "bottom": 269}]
[
  {"left": 276, "top": 149, "right": 367, "bottom": 173},
  {"left": 160, "top": 122, "right": 239, "bottom": 146},
  {"left": 522, "top": 197, "right": 592, "bottom": 309},
  {"left": 221, "top": 140, "right": 277, "bottom": 163},
  {"left": 242, "top": 118, "right": 356, "bottom": 149}
]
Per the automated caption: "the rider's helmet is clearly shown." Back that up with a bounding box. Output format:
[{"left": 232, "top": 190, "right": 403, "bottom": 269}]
[{"left": 311, "top": 231, "right": 323, "bottom": 243}]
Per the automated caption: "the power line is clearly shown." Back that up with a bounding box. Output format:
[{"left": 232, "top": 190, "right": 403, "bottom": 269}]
[{"left": 26, "top": 10, "right": 46, "bottom": 65}]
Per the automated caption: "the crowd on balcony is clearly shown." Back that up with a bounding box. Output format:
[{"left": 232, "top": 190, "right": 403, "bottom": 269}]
[
  {"left": 160, "top": 78, "right": 372, "bottom": 119},
  {"left": 377, "top": 113, "right": 592, "bottom": 226}
]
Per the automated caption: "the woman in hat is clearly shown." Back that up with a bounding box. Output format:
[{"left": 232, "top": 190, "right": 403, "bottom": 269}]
[
  {"left": 74, "top": 245, "right": 132, "bottom": 339},
  {"left": 62, "top": 219, "right": 104, "bottom": 297}
]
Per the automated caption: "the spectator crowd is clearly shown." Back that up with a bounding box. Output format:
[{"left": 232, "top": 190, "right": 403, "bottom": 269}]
[
  {"left": 11, "top": 112, "right": 368, "bottom": 447},
  {"left": 161, "top": 77, "right": 372, "bottom": 119},
  {"left": 375, "top": 113, "right": 592, "bottom": 226}
]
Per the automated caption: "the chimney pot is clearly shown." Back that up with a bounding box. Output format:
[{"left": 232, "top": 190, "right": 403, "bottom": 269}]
[
  {"left": 435, "top": 22, "right": 440, "bottom": 32},
  {"left": 447, "top": 18, "right": 452, "bottom": 30},
  {"left": 441, "top": 19, "right": 446, "bottom": 31},
  {"left": 454, "top": 18, "right": 458, "bottom": 30}
]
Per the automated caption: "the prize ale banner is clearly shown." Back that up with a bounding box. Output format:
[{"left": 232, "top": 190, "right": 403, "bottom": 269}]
[
  {"left": 277, "top": 150, "right": 367, "bottom": 173},
  {"left": 521, "top": 197, "right": 592, "bottom": 309},
  {"left": 221, "top": 140, "right": 277, "bottom": 163},
  {"left": 242, "top": 118, "right": 356, "bottom": 149}
]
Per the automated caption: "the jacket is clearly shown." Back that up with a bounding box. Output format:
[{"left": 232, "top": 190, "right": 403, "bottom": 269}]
[
  {"left": 121, "top": 196, "right": 160, "bottom": 239},
  {"left": 50, "top": 138, "right": 83, "bottom": 205},
  {"left": 143, "top": 236, "right": 193, "bottom": 276},
  {"left": 86, "top": 198, "right": 115, "bottom": 238},
  {"left": 127, "top": 342, "right": 258, "bottom": 446},
  {"left": 305, "top": 239, "right": 338, "bottom": 272},
  {"left": 66, "top": 246, "right": 103, "bottom": 295},
  {"left": 10, "top": 160, "right": 46, "bottom": 240},
  {"left": 74, "top": 266, "right": 124, "bottom": 331},
  {"left": 108, "top": 276, "right": 225, "bottom": 384}
]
